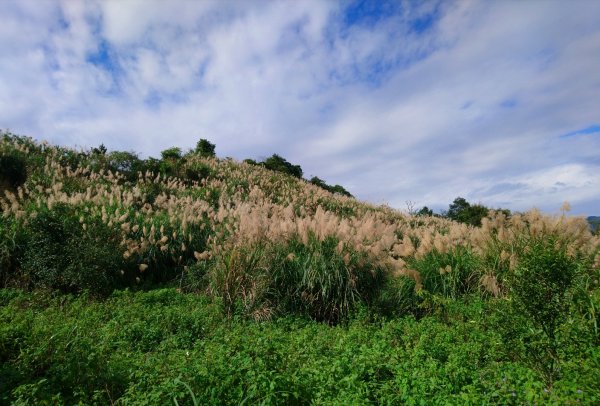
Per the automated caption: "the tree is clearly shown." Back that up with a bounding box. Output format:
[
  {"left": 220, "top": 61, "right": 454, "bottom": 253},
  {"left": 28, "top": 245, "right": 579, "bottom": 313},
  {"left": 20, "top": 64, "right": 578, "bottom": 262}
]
[
  {"left": 447, "top": 197, "right": 470, "bottom": 220},
  {"left": 416, "top": 206, "right": 433, "bottom": 216},
  {"left": 446, "top": 197, "right": 489, "bottom": 226},
  {"left": 309, "top": 176, "right": 327, "bottom": 189},
  {"left": 104, "top": 151, "right": 144, "bottom": 182},
  {"left": 161, "top": 147, "right": 182, "bottom": 161},
  {"left": 329, "top": 184, "right": 353, "bottom": 197},
  {"left": 309, "top": 176, "right": 353, "bottom": 197},
  {"left": 92, "top": 143, "right": 107, "bottom": 155},
  {"left": 262, "top": 154, "right": 303, "bottom": 179},
  {"left": 195, "top": 139, "right": 216, "bottom": 158},
  {"left": 160, "top": 147, "right": 184, "bottom": 178}
]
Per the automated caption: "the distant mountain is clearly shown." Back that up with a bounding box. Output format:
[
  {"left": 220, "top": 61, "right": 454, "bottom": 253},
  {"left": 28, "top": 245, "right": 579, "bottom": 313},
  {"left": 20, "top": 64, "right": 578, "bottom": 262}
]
[{"left": 588, "top": 216, "right": 600, "bottom": 232}]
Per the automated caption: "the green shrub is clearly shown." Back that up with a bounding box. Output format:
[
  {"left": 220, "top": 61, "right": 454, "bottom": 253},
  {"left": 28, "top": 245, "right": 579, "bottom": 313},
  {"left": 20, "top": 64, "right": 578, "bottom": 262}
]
[
  {"left": 510, "top": 239, "right": 578, "bottom": 341},
  {"left": 262, "top": 154, "right": 303, "bottom": 179},
  {"left": 203, "top": 235, "right": 386, "bottom": 323},
  {"left": 505, "top": 238, "right": 580, "bottom": 386},
  {"left": 0, "top": 150, "right": 27, "bottom": 191},
  {"left": 194, "top": 138, "right": 216, "bottom": 158},
  {"left": 185, "top": 162, "right": 212, "bottom": 182},
  {"left": 373, "top": 275, "right": 420, "bottom": 317},
  {"left": 20, "top": 203, "right": 124, "bottom": 296},
  {"left": 0, "top": 217, "right": 27, "bottom": 288},
  {"left": 106, "top": 150, "right": 143, "bottom": 181}
]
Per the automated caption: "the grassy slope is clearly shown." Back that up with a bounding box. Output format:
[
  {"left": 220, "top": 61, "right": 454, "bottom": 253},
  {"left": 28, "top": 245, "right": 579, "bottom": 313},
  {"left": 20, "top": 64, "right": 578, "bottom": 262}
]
[{"left": 1, "top": 132, "right": 599, "bottom": 404}]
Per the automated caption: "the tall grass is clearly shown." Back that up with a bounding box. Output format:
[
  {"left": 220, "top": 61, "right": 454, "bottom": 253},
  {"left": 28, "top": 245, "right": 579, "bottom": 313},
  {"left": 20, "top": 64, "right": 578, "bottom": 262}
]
[{"left": 1, "top": 131, "right": 599, "bottom": 323}]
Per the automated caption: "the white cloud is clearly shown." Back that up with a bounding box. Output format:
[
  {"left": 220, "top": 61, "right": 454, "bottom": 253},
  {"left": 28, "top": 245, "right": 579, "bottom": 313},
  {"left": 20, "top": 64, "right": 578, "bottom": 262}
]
[{"left": 1, "top": 0, "right": 599, "bottom": 215}]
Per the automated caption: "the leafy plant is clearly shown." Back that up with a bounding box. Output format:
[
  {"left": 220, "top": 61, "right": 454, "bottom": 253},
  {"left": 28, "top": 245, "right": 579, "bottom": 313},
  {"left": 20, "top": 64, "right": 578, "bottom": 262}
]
[
  {"left": 0, "top": 149, "right": 27, "bottom": 191},
  {"left": 20, "top": 203, "right": 124, "bottom": 295},
  {"left": 194, "top": 138, "right": 216, "bottom": 158},
  {"left": 507, "top": 238, "right": 580, "bottom": 386}
]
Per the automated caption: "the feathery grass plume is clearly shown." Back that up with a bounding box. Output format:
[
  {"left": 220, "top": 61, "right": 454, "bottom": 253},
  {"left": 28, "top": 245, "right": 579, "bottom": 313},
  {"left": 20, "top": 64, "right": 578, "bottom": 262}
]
[
  {"left": 3, "top": 132, "right": 599, "bottom": 321},
  {"left": 480, "top": 273, "right": 501, "bottom": 297}
]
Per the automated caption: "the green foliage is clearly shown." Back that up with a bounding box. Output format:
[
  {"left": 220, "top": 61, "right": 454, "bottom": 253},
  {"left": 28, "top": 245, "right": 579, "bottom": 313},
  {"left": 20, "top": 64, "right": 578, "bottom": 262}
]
[
  {"left": 409, "top": 246, "right": 481, "bottom": 300},
  {"left": 161, "top": 147, "right": 183, "bottom": 161},
  {"left": 0, "top": 217, "right": 24, "bottom": 286},
  {"left": 328, "top": 184, "right": 352, "bottom": 197},
  {"left": 185, "top": 162, "right": 212, "bottom": 182},
  {"left": 19, "top": 204, "right": 124, "bottom": 296},
  {"left": 269, "top": 235, "right": 385, "bottom": 323},
  {"left": 309, "top": 175, "right": 327, "bottom": 189},
  {"left": 206, "top": 243, "right": 270, "bottom": 318},
  {"left": 510, "top": 239, "right": 578, "bottom": 341},
  {"left": 92, "top": 143, "right": 107, "bottom": 155},
  {"left": 203, "top": 236, "right": 386, "bottom": 324},
  {"left": 0, "top": 149, "right": 27, "bottom": 191},
  {"left": 194, "top": 138, "right": 216, "bottom": 157},
  {"left": 262, "top": 153, "right": 303, "bottom": 179},
  {"left": 373, "top": 276, "right": 420, "bottom": 317},
  {"left": 446, "top": 197, "right": 489, "bottom": 226},
  {"left": 588, "top": 216, "right": 600, "bottom": 235},
  {"left": 416, "top": 206, "right": 433, "bottom": 216},
  {"left": 310, "top": 176, "right": 353, "bottom": 197},
  {"left": 106, "top": 150, "right": 143, "bottom": 181},
  {"left": 504, "top": 239, "right": 581, "bottom": 386},
  {"left": 1, "top": 289, "right": 598, "bottom": 404}
]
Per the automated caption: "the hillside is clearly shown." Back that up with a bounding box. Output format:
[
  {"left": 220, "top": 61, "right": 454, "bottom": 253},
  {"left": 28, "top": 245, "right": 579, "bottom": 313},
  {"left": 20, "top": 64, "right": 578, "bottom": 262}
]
[{"left": 1, "top": 131, "right": 600, "bottom": 404}]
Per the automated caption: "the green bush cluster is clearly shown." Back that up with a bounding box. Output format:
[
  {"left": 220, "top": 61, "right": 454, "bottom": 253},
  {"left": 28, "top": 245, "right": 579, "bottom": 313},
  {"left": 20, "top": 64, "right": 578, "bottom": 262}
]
[
  {"left": 0, "top": 149, "right": 27, "bottom": 192},
  {"left": 20, "top": 203, "right": 124, "bottom": 296}
]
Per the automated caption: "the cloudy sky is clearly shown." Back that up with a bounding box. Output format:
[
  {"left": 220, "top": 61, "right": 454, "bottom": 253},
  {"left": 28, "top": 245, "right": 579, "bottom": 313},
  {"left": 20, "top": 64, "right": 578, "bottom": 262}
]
[{"left": 1, "top": 0, "right": 599, "bottom": 215}]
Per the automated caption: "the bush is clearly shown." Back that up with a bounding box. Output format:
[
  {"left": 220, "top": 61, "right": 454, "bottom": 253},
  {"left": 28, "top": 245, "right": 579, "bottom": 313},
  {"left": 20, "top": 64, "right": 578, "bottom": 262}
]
[
  {"left": 445, "top": 197, "right": 489, "bottom": 226},
  {"left": 194, "top": 139, "right": 216, "bottom": 158},
  {"left": 0, "top": 150, "right": 27, "bottom": 191},
  {"left": 373, "top": 275, "right": 420, "bottom": 317},
  {"left": 20, "top": 203, "right": 124, "bottom": 296},
  {"left": 0, "top": 217, "right": 22, "bottom": 286},
  {"left": 262, "top": 154, "right": 303, "bottom": 179},
  {"left": 506, "top": 238, "right": 580, "bottom": 386},
  {"left": 185, "top": 162, "right": 213, "bottom": 182},
  {"left": 106, "top": 151, "right": 143, "bottom": 181},
  {"left": 203, "top": 235, "right": 386, "bottom": 324},
  {"left": 510, "top": 239, "right": 578, "bottom": 341},
  {"left": 206, "top": 243, "right": 270, "bottom": 319}
]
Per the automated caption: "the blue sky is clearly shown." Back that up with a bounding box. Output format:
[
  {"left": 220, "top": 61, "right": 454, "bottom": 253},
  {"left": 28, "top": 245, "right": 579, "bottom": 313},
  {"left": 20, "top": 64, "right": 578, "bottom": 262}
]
[{"left": 1, "top": 0, "right": 599, "bottom": 215}]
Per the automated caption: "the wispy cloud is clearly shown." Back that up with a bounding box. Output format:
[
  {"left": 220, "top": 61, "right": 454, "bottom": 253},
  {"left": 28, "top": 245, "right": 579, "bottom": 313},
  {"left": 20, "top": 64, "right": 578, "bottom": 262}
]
[
  {"left": 1, "top": 0, "right": 599, "bottom": 215},
  {"left": 560, "top": 124, "right": 600, "bottom": 139}
]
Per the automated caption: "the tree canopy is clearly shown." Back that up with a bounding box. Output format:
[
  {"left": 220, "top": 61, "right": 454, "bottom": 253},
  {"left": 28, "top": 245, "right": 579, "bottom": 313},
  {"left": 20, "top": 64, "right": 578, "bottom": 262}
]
[
  {"left": 195, "top": 139, "right": 216, "bottom": 158},
  {"left": 262, "top": 154, "right": 303, "bottom": 179}
]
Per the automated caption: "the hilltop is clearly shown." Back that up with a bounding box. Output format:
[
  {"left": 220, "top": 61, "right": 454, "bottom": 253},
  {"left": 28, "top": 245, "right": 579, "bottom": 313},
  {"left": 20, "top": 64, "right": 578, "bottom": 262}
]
[{"left": 1, "top": 131, "right": 600, "bottom": 404}]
